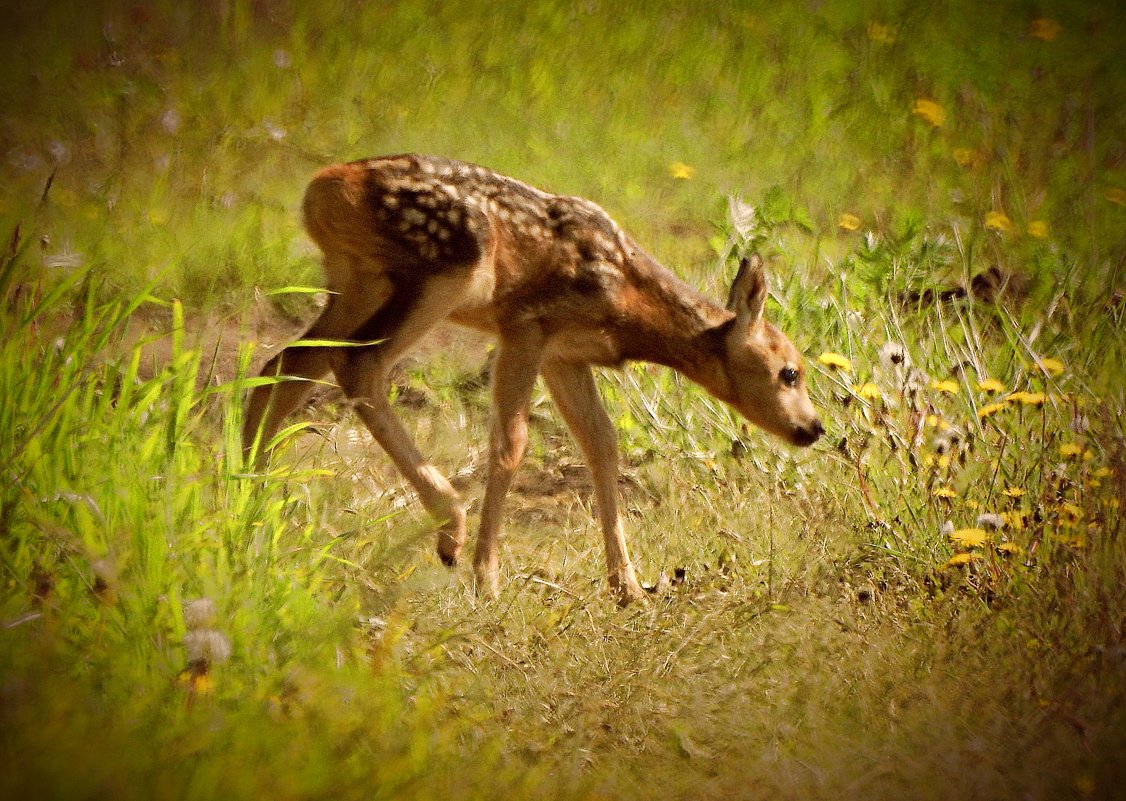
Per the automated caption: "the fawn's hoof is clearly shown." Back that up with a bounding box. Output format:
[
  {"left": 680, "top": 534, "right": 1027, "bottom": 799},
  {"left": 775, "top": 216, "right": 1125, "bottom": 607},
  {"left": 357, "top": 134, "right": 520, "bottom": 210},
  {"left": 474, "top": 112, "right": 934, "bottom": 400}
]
[
  {"left": 436, "top": 507, "right": 467, "bottom": 568},
  {"left": 610, "top": 566, "right": 646, "bottom": 607}
]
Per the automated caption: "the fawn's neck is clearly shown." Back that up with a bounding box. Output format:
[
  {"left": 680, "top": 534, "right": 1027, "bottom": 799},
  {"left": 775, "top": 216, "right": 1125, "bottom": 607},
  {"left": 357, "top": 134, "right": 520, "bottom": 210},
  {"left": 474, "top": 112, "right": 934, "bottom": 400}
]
[{"left": 613, "top": 254, "right": 735, "bottom": 395}]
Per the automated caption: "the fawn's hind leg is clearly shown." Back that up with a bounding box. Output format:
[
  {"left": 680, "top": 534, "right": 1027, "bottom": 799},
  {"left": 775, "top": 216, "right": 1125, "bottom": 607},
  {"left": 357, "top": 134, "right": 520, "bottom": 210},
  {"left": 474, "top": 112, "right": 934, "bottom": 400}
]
[
  {"left": 332, "top": 272, "right": 473, "bottom": 565},
  {"left": 242, "top": 260, "right": 391, "bottom": 462}
]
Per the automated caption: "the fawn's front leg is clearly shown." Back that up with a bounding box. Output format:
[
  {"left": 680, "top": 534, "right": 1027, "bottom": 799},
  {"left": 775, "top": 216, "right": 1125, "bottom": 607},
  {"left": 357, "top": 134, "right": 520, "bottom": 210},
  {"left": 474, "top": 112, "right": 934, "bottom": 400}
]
[
  {"left": 472, "top": 333, "right": 544, "bottom": 598},
  {"left": 542, "top": 360, "right": 645, "bottom": 605}
]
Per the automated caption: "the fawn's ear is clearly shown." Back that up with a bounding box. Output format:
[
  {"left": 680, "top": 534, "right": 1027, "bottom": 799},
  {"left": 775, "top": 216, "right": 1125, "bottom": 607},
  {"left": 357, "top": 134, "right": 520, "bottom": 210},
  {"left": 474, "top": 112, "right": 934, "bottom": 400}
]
[{"left": 726, "top": 253, "right": 767, "bottom": 333}]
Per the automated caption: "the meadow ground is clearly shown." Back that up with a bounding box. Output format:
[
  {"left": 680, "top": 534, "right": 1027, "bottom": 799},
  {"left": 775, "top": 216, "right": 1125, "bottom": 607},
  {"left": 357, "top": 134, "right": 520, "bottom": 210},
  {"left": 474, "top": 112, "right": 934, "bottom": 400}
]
[{"left": 2, "top": 2, "right": 1125, "bottom": 799}]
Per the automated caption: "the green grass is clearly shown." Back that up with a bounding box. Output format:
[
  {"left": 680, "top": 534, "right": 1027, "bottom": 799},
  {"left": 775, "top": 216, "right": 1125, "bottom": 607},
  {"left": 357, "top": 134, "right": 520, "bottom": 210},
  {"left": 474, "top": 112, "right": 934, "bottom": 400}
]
[{"left": 2, "top": 1, "right": 1125, "bottom": 799}]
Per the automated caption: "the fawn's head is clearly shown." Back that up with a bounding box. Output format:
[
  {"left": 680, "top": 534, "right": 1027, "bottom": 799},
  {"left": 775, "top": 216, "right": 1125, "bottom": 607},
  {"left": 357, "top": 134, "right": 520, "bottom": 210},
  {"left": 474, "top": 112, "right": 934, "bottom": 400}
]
[{"left": 718, "top": 255, "right": 824, "bottom": 447}]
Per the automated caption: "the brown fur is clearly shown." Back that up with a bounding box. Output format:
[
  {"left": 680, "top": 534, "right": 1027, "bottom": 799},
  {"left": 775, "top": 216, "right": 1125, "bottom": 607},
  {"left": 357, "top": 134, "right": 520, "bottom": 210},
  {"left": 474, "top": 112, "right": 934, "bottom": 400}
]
[{"left": 243, "top": 155, "right": 823, "bottom": 604}]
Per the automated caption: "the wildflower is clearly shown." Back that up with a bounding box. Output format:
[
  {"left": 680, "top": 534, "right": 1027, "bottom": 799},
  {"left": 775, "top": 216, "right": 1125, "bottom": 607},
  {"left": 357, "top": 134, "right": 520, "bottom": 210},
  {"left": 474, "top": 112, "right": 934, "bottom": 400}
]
[
  {"left": 933, "top": 486, "right": 956, "bottom": 499},
  {"left": 853, "top": 382, "right": 882, "bottom": 400},
  {"left": 977, "top": 378, "right": 1005, "bottom": 393},
  {"left": 878, "top": 342, "right": 910, "bottom": 372},
  {"left": 999, "top": 511, "right": 1026, "bottom": 530},
  {"left": 160, "top": 108, "right": 182, "bottom": 135},
  {"left": 184, "top": 598, "right": 218, "bottom": 630},
  {"left": 838, "top": 212, "right": 861, "bottom": 231},
  {"left": 184, "top": 629, "right": 232, "bottom": 665},
  {"left": 1059, "top": 442, "right": 1084, "bottom": 459},
  {"left": 1093, "top": 466, "right": 1112, "bottom": 479},
  {"left": 953, "top": 148, "right": 980, "bottom": 168},
  {"left": 995, "top": 541, "right": 1022, "bottom": 555},
  {"left": 1029, "top": 18, "right": 1061, "bottom": 41},
  {"left": 1003, "top": 487, "right": 1025, "bottom": 499},
  {"left": 985, "top": 211, "right": 1013, "bottom": 232},
  {"left": 1027, "top": 220, "right": 1049, "bottom": 239},
  {"left": 950, "top": 528, "right": 989, "bottom": 548},
  {"left": 976, "top": 513, "right": 1005, "bottom": 530},
  {"left": 1106, "top": 188, "right": 1126, "bottom": 206},
  {"left": 931, "top": 379, "right": 960, "bottom": 394},
  {"left": 1058, "top": 502, "right": 1083, "bottom": 523},
  {"left": 943, "top": 553, "right": 978, "bottom": 568},
  {"left": 818, "top": 352, "right": 852, "bottom": 372},
  {"left": 1008, "top": 391, "right": 1046, "bottom": 406},
  {"left": 669, "top": 162, "right": 695, "bottom": 180},
  {"left": 977, "top": 402, "right": 1006, "bottom": 420},
  {"left": 1037, "top": 357, "right": 1065, "bottom": 376},
  {"left": 866, "top": 21, "right": 896, "bottom": 44},
  {"left": 1061, "top": 532, "right": 1088, "bottom": 548},
  {"left": 912, "top": 98, "right": 946, "bottom": 127}
]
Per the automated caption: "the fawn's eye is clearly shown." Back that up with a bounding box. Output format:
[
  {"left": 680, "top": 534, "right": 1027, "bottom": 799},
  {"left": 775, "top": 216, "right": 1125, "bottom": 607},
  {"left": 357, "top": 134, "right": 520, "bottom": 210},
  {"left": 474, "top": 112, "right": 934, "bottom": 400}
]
[{"left": 779, "top": 366, "right": 800, "bottom": 387}]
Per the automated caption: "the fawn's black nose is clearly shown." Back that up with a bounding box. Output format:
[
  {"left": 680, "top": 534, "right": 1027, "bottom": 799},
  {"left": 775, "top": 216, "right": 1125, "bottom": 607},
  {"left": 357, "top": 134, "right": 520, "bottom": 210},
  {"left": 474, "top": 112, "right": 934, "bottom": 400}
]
[{"left": 793, "top": 419, "right": 825, "bottom": 447}]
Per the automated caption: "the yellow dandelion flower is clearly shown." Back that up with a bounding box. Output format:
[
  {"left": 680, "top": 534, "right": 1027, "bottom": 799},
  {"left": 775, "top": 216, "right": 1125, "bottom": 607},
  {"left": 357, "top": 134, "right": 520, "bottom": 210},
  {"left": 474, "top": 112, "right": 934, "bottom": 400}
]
[
  {"left": 818, "top": 352, "right": 852, "bottom": 371},
  {"left": 943, "top": 552, "right": 978, "bottom": 568},
  {"left": 1106, "top": 187, "right": 1126, "bottom": 206},
  {"left": 999, "top": 511, "right": 1026, "bottom": 530},
  {"left": 1088, "top": 479, "right": 1102, "bottom": 489},
  {"left": 933, "top": 486, "right": 957, "bottom": 499},
  {"left": 1009, "top": 391, "right": 1047, "bottom": 406},
  {"left": 977, "top": 378, "right": 1005, "bottom": 393},
  {"left": 867, "top": 21, "right": 896, "bottom": 44},
  {"left": 838, "top": 212, "right": 861, "bottom": 231},
  {"left": 931, "top": 379, "right": 960, "bottom": 394},
  {"left": 953, "top": 148, "right": 980, "bottom": 168},
  {"left": 912, "top": 98, "right": 946, "bottom": 127},
  {"left": 1027, "top": 220, "right": 1049, "bottom": 239},
  {"left": 1093, "top": 466, "right": 1111, "bottom": 478},
  {"left": 1059, "top": 502, "right": 1083, "bottom": 522},
  {"left": 978, "top": 402, "right": 1007, "bottom": 420},
  {"left": 1003, "top": 486, "right": 1025, "bottom": 499},
  {"left": 1083, "top": 449, "right": 1095, "bottom": 461},
  {"left": 937, "top": 454, "right": 951, "bottom": 469},
  {"left": 1037, "top": 357, "right": 1065, "bottom": 376},
  {"left": 1059, "top": 442, "right": 1084, "bottom": 459},
  {"left": 995, "top": 541, "right": 1022, "bottom": 555},
  {"left": 950, "top": 528, "right": 989, "bottom": 548},
  {"left": 853, "top": 382, "right": 881, "bottom": 399},
  {"left": 985, "top": 211, "right": 1013, "bottom": 232},
  {"left": 1029, "top": 18, "right": 1061, "bottom": 41},
  {"left": 924, "top": 454, "right": 936, "bottom": 468},
  {"left": 669, "top": 162, "right": 695, "bottom": 180}
]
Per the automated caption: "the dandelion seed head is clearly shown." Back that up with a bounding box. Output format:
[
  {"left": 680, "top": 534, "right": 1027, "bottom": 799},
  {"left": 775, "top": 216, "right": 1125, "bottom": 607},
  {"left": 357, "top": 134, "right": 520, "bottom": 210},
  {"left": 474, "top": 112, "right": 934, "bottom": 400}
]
[
  {"left": 161, "top": 108, "right": 182, "bottom": 135},
  {"left": 878, "top": 342, "right": 910, "bottom": 373},
  {"left": 184, "top": 598, "right": 218, "bottom": 630},
  {"left": 976, "top": 513, "right": 1005, "bottom": 530},
  {"left": 184, "top": 629, "right": 232, "bottom": 665}
]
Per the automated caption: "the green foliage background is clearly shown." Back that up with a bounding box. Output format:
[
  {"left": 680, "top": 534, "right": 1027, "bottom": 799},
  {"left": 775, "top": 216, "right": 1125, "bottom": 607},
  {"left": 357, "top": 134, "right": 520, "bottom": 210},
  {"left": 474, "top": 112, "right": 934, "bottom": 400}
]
[{"left": 1, "top": 2, "right": 1124, "bottom": 799}]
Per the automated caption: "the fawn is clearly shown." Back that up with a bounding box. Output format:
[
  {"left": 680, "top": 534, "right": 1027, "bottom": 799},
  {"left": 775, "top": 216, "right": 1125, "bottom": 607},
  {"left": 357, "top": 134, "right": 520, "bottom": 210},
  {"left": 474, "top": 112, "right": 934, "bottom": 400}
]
[{"left": 243, "top": 154, "right": 823, "bottom": 604}]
